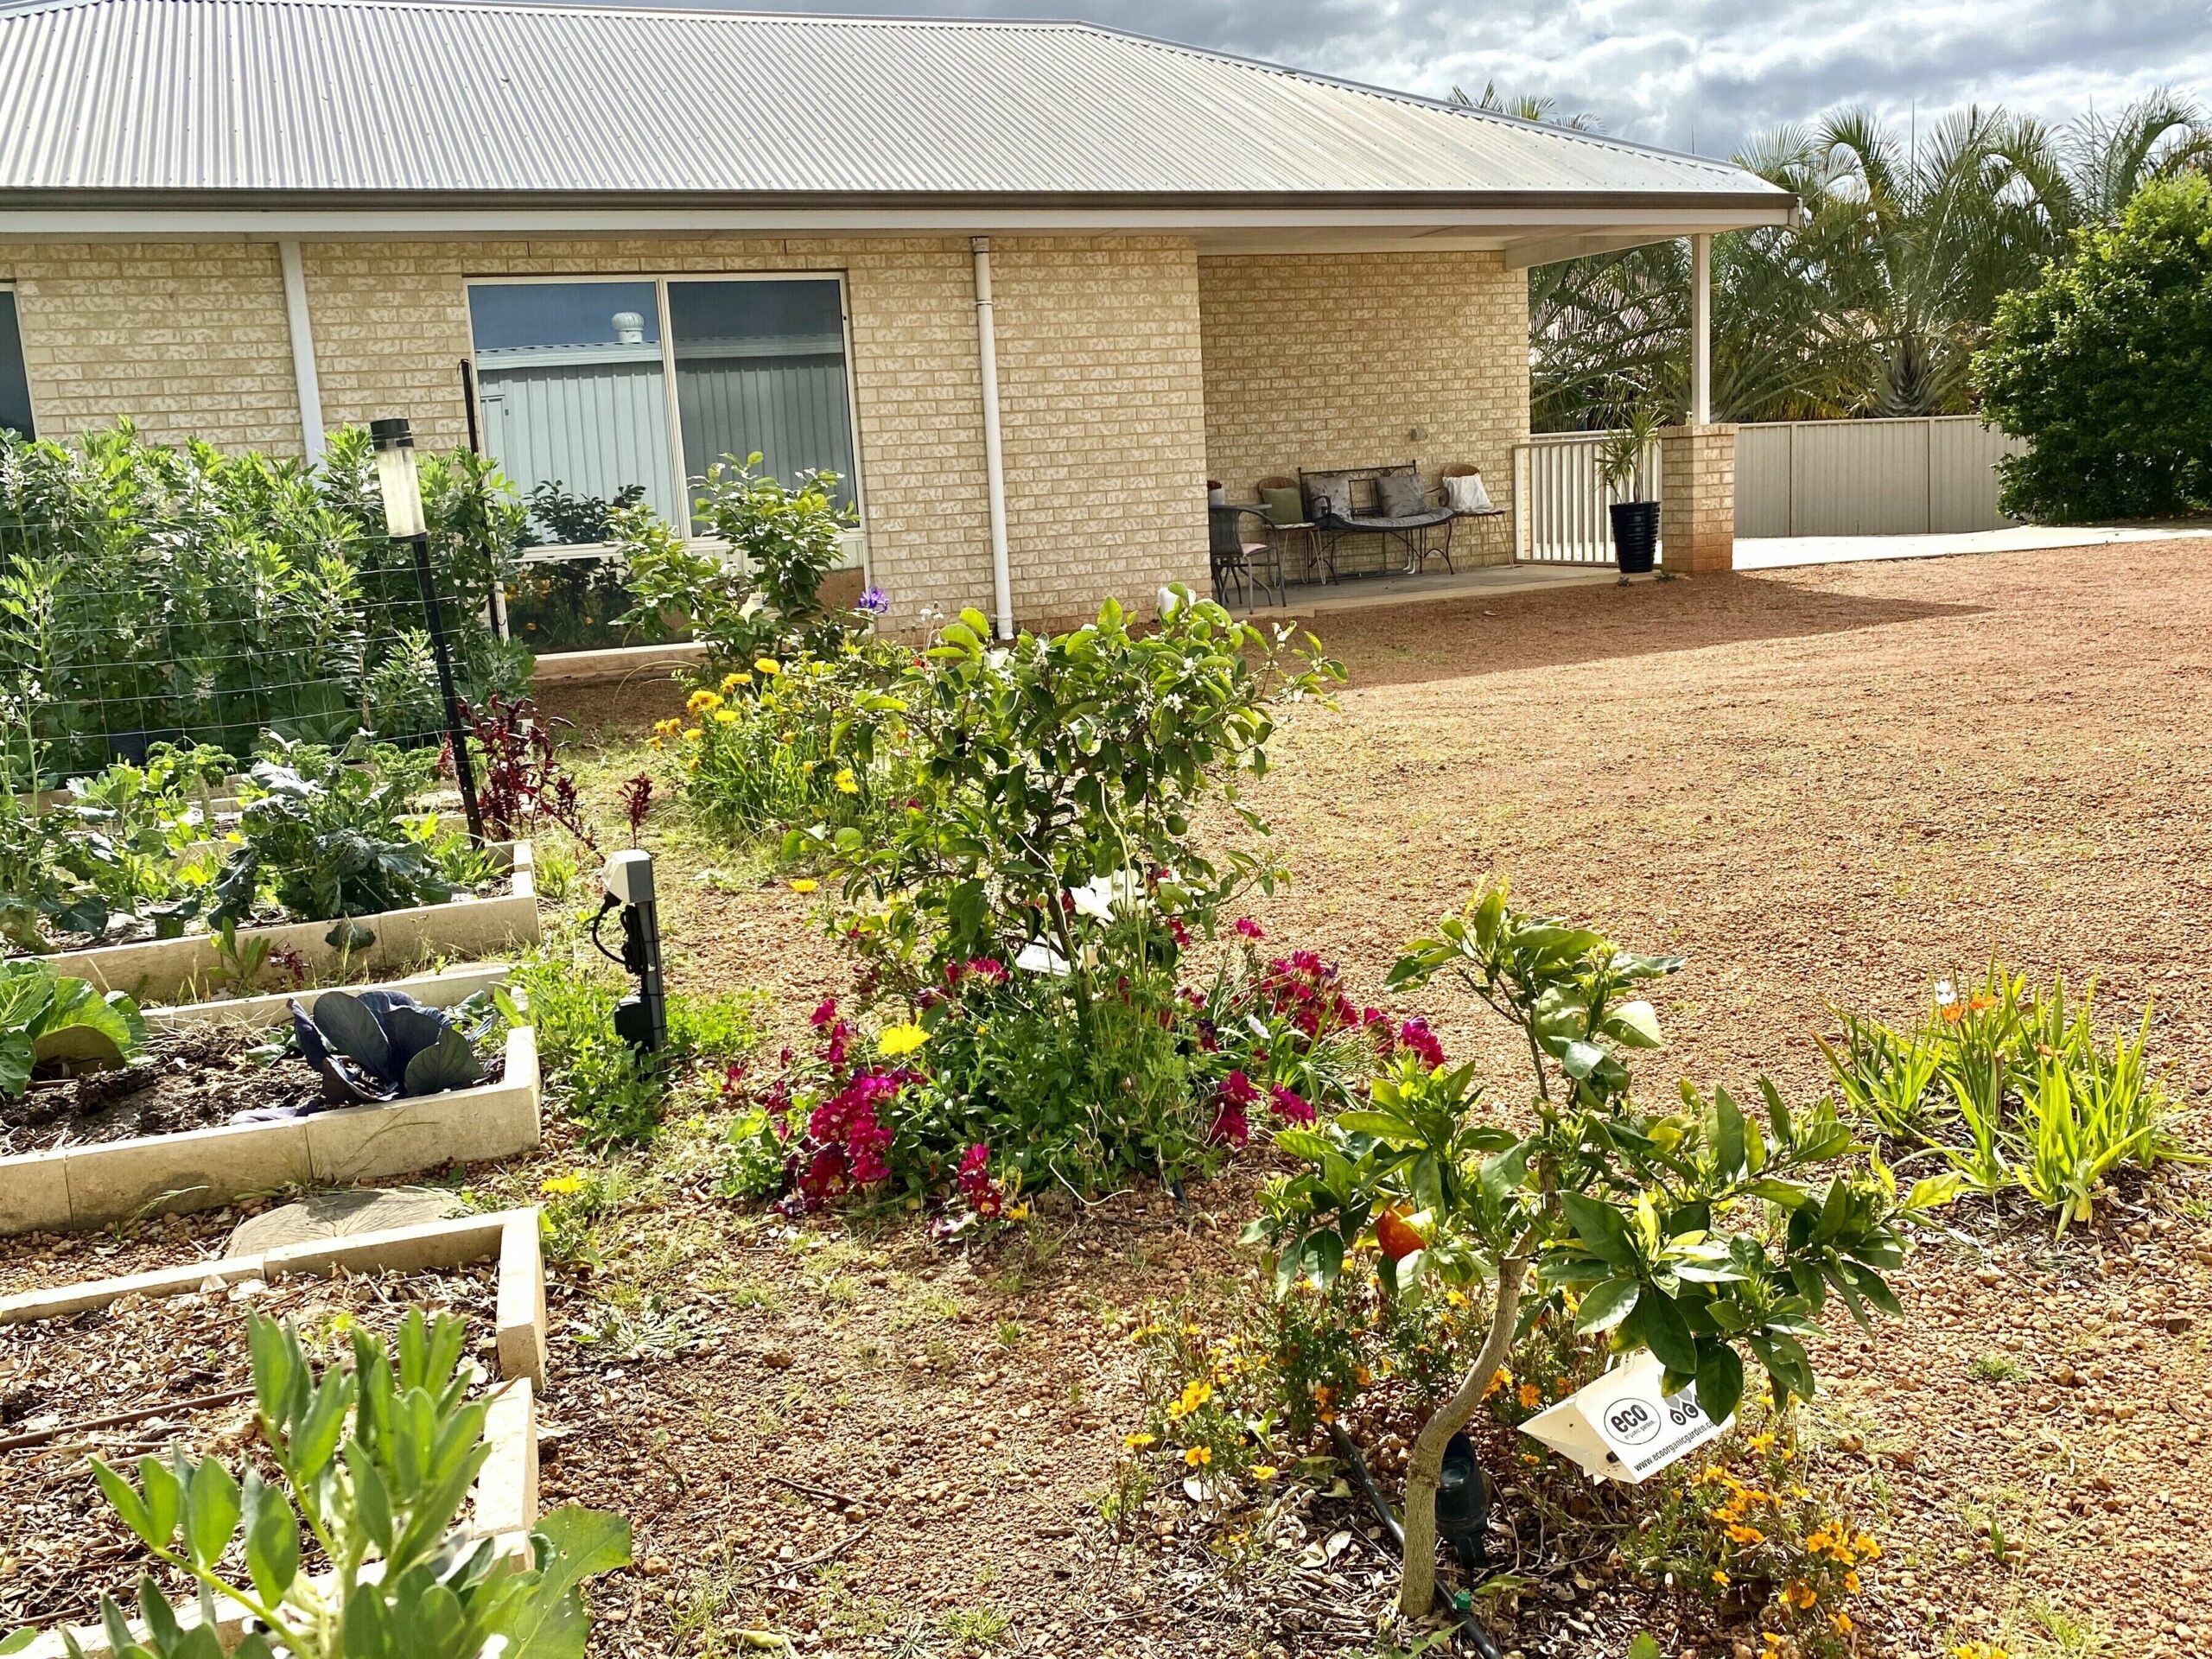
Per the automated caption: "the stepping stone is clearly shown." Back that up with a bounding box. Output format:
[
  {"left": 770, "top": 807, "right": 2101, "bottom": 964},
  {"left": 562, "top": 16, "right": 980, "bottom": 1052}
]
[{"left": 226, "top": 1185, "right": 467, "bottom": 1256}]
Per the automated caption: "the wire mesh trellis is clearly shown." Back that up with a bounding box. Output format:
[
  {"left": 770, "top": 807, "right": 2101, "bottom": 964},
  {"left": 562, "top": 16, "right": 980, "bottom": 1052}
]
[{"left": 0, "top": 517, "right": 524, "bottom": 785}]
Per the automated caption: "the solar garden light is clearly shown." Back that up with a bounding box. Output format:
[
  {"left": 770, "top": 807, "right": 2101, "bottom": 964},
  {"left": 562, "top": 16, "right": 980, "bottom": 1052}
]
[
  {"left": 593, "top": 849, "right": 668, "bottom": 1054},
  {"left": 370, "top": 416, "right": 485, "bottom": 845}
]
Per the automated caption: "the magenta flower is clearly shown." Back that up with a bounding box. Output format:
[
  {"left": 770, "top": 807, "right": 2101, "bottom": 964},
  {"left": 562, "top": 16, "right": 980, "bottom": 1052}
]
[
  {"left": 1234, "top": 918, "right": 1265, "bottom": 939},
  {"left": 1397, "top": 1017, "right": 1446, "bottom": 1069},
  {"left": 1219, "top": 1069, "right": 1262, "bottom": 1108},
  {"left": 1268, "top": 1084, "right": 1315, "bottom": 1125},
  {"left": 1208, "top": 1103, "right": 1250, "bottom": 1147}
]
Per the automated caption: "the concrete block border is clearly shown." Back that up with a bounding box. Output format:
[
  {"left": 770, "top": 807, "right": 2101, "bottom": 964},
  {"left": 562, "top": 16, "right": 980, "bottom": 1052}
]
[
  {"left": 0, "top": 973, "right": 540, "bottom": 1237},
  {"left": 44, "top": 840, "right": 539, "bottom": 1007},
  {"left": 4, "top": 1208, "right": 550, "bottom": 1659}
]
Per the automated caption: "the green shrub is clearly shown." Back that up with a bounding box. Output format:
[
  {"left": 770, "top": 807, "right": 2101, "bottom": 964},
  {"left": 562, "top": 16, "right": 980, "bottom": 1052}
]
[
  {"left": 775, "top": 590, "right": 1340, "bottom": 1195},
  {"left": 0, "top": 423, "right": 531, "bottom": 780},
  {"left": 1974, "top": 174, "right": 2212, "bottom": 522}
]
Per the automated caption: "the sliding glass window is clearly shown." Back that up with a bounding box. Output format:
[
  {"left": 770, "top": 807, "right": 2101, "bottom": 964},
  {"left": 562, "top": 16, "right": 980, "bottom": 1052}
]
[
  {"left": 0, "top": 290, "right": 35, "bottom": 439},
  {"left": 466, "top": 274, "right": 860, "bottom": 549}
]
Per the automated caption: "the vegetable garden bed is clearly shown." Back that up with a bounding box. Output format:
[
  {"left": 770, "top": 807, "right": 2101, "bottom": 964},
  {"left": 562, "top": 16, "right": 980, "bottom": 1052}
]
[
  {"left": 43, "top": 839, "right": 539, "bottom": 1006},
  {"left": 1, "top": 1206, "right": 548, "bottom": 1653},
  {"left": 0, "top": 966, "right": 539, "bottom": 1236}
]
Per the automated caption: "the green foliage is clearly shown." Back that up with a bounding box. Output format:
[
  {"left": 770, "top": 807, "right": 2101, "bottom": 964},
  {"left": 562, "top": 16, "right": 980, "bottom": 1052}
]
[
  {"left": 1974, "top": 173, "right": 2212, "bottom": 521},
  {"left": 0, "top": 956, "right": 146, "bottom": 1096},
  {"left": 213, "top": 739, "right": 465, "bottom": 927},
  {"left": 810, "top": 589, "right": 1340, "bottom": 1190},
  {"left": 1255, "top": 880, "right": 1956, "bottom": 1427},
  {"left": 615, "top": 455, "right": 856, "bottom": 672},
  {"left": 510, "top": 954, "right": 759, "bottom": 1146},
  {"left": 659, "top": 648, "right": 912, "bottom": 846},
  {"left": 0, "top": 422, "right": 531, "bottom": 779},
  {"left": 1594, "top": 405, "right": 1664, "bottom": 499},
  {"left": 1821, "top": 962, "right": 2188, "bottom": 1234},
  {"left": 23, "top": 1306, "right": 629, "bottom": 1659},
  {"left": 1531, "top": 95, "right": 2212, "bottom": 426}
]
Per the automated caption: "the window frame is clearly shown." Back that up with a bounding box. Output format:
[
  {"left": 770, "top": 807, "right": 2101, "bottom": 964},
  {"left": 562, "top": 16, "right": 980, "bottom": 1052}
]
[
  {"left": 463, "top": 269, "right": 869, "bottom": 577},
  {"left": 0, "top": 283, "right": 38, "bottom": 441}
]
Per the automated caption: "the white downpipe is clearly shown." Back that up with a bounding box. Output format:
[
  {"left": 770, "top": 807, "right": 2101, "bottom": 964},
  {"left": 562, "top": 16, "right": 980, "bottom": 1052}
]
[
  {"left": 277, "top": 239, "right": 326, "bottom": 465},
  {"left": 1689, "top": 232, "right": 1712, "bottom": 428},
  {"left": 971, "top": 236, "right": 1014, "bottom": 641}
]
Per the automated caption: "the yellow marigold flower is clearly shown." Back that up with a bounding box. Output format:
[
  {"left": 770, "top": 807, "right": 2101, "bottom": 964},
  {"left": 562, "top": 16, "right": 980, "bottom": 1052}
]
[
  {"left": 1951, "top": 1645, "right": 2008, "bottom": 1659},
  {"left": 1831, "top": 1611, "right": 1853, "bottom": 1635},
  {"left": 652, "top": 717, "right": 682, "bottom": 736},
  {"left": 1853, "top": 1531, "right": 1880, "bottom": 1559},
  {"left": 1445, "top": 1289, "right": 1471, "bottom": 1308},
  {"left": 1783, "top": 1580, "right": 1817, "bottom": 1611},
  {"left": 1518, "top": 1382, "right": 1543, "bottom": 1410},
  {"left": 754, "top": 658, "right": 782, "bottom": 677},
  {"left": 1842, "top": 1571, "right": 1860, "bottom": 1594},
  {"left": 680, "top": 727, "right": 702, "bottom": 744},
  {"left": 714, "top": 708, "right": 739, "bottom": 725},
  {"left": 788, "top": 878, "right": 819, "bottom": 893},
  {"left": 877, "top": 1022, "right": 930, "bottom": 1058},
  {"left": 720, "top": 671, "right": 745, "bottom": 693},
  {"left": 1353, "top": 1365, "right": 1372, "bottom": 1387},
  {"left": 686, "top": 689, "right": 723, "bottom": 715},
  {"left": 645, "top": 735, "right": 664, "bottom": 752},
  {"left": 1005, "top": 1202, "right": 1030, "bottom": 1221},
  {"left": 1123, "top": 1433, "right": 1156, "bottom": 1450},
  {"left": 539, "top": 1173, "right": 587, "bottom": 1196},
  {"left": 1183, "top": 1446, "right": 1211, "bottom": 1467},
  {"left": 1251, "top": 1465, "right": 1277, "bottom": 1480},
  {"left": 836, "top": 767, "right": 860, "bottom": 794},
  {"left": 1711, "top": 1569, "right": 1730, "bottom": 1586},
  {"left": 1482, "top": 1370, "right": 1511, "bottom": 1399},
  {"left": 1724, "top": 1523, "right": 1765, "bottom": 1547},
  {"left": 1748, "top": 1432, "right": 1776, "bottom": 1452}
]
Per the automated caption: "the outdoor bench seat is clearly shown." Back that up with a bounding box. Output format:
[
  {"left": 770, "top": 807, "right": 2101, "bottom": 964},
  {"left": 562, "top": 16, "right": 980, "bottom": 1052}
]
[{"left": 1298, "top": 461, "right": 1464, "bottom": 580}]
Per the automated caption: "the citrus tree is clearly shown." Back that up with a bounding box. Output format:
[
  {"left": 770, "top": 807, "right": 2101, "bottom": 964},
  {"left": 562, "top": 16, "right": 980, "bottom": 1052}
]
[{"left": 1248, "top": 881, "right": 1957, "bottom": 1615}]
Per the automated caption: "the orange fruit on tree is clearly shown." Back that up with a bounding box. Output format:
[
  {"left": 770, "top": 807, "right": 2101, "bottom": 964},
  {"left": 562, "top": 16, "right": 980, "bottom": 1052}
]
[{"left": 1376, "top": 1207, "right": 1426, "bottom": 1262}]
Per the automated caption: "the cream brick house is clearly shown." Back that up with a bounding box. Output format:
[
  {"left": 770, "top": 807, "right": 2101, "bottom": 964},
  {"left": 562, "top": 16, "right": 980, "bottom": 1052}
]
[{"left": 0, "top": 0, "right": 1790, "bottom": 632}]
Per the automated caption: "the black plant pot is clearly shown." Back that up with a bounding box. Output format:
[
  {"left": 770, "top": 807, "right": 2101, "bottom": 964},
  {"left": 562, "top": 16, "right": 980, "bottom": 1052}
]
[{"left": 1610, "top": 500, "right": 1660, "bottom": 575}]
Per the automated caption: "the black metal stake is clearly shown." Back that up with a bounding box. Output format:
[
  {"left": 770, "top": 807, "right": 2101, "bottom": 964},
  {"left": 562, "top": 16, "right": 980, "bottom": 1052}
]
[{"left": 407, "top": 530, "right": 486, "bottom": 846}]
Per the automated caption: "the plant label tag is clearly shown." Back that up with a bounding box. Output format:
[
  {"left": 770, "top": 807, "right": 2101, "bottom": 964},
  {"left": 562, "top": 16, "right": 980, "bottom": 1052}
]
[{"left": 1518, "top": 1351, "right": 1732, "bottom": 1484}]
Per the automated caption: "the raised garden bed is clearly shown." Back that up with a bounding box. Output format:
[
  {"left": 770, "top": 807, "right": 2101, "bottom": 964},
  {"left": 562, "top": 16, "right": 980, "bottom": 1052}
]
[
  {"left": 1, "top": 1206, "right": 547, "bottom": 1656},
  {"left": 0, "top": 965, "right": 539, "bottom": 1236},
  {"left": 41, "top": 840, "right": 539, "bottom": 1006}
]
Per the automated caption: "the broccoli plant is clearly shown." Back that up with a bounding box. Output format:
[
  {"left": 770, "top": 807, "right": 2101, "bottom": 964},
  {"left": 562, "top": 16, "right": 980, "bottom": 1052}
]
[
  {"left": 291, "top": 988, "right": 487, "bottom": 1104},
  {"left": 3, "top": 1308, "right": 628, "bottom": 1658},
  {"left": 1249, "top": 880, "right": 1958, "bottom": 1616}
]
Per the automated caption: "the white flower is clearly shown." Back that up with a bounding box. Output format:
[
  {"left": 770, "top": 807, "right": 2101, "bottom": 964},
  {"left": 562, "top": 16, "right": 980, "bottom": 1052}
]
[
  {"left": 1934, "top": 979, "right": 1957, "bottom": 1007},
  {"left": 1069, "top": 875, "right": 1118, "bottom": 923},
  {"left": 1014, "top": 939, "right": 1070, "bottom": 976}
]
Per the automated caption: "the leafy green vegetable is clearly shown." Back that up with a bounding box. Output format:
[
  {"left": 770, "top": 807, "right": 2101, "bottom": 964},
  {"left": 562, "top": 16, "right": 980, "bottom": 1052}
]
[{"left": 0, "top": 957, "right": 147, "bottom": 1096}]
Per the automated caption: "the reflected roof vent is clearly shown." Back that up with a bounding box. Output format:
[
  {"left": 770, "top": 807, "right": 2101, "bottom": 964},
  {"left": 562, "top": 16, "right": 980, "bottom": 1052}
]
[{"left": 612, "top": 310, "right": 645, "bottom": 345}]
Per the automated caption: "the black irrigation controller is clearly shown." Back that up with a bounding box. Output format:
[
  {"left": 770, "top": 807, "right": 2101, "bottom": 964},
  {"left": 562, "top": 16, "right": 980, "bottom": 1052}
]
[{"left": 593, "top": 849, "right": 668, "bottom": 1056}]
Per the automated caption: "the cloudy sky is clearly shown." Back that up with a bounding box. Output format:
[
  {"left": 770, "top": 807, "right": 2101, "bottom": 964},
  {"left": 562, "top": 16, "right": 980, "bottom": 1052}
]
[{"left": 767, "top": 0, "right": 2212, "bottom": 156}]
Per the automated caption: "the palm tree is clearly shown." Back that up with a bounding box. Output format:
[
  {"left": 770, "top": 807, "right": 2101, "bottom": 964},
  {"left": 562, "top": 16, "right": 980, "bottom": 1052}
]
[{"left": 1526, "top": 90, "right": 2212, "bottom": 428}]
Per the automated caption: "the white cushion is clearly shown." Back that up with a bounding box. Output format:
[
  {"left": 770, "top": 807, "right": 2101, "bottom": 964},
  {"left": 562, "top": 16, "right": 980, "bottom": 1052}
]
[{"left": 1445, "top": 471, "right": 1495, "bottom": 512}]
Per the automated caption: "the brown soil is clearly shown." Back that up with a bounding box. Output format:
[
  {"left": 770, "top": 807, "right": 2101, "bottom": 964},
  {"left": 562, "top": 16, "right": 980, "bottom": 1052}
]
[
  {"left": 1, "top": 1025, "right": 508, "bottom": 1158},
  {"left": 0, "top": 1260, "right": 499, "bottom": 1630}
]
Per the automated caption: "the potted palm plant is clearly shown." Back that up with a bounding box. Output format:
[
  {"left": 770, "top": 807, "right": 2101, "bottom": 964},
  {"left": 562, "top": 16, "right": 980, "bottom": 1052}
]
[{"left": 1596, "top": 405, "right": 1665, "bottom": 578}]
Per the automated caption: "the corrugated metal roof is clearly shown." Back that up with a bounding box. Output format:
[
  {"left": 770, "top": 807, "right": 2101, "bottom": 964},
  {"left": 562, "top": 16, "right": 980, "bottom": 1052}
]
[{"left": 0, "top": 0, "right": 1791, "bottom": 208}]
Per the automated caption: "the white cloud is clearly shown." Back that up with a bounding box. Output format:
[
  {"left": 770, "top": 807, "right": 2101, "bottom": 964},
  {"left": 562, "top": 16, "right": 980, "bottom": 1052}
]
[{"left": 765, "top": 0, "right": 2212, "bottom": 156}]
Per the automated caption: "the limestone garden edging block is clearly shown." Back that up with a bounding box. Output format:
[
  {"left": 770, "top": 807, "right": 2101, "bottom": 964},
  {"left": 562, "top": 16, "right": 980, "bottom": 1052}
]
[
  {"left": 3, "top": 1208, "right": 550, "bottom": 1659},
  {"left": 42, "top": 840, "right": 538, "bottom": 1006},
  {"left": 0, "top": 975, "right": 540, "bottom": 1236}
]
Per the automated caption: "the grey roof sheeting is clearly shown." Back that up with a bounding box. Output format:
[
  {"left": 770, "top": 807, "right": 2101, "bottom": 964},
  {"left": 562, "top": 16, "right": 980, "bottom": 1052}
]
[{"left": 0, "top": 0, "right": 1793, "bottom": 212}]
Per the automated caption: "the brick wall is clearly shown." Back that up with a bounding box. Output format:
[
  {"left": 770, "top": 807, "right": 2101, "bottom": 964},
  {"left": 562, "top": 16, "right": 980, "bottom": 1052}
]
[
  {"left": 0, "top": 242, "right": 305, "bottom": 453},
  {"left": 988, "top": 238, "right": 1209, "bottom": 631},
  {"left": 1198, "top": 251, "right": 1529, "bottom": 566},
  {"left": 1659, "top": 423, "right": 1737, "bottom": 574},
  {"left": 300, "top": 236, "right": 998, "bottom": 629}
]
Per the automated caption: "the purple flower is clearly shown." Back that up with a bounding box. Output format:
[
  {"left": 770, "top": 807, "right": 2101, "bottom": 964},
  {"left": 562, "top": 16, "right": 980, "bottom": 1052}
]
[{"left": 856, "top": 585, "right": 890, "bottom": 617}]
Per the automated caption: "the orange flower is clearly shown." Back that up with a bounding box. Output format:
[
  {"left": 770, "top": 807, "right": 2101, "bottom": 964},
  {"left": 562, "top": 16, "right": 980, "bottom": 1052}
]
[{"left": 1518, "top": 1382, "right": 1543, "bottom": 1410}]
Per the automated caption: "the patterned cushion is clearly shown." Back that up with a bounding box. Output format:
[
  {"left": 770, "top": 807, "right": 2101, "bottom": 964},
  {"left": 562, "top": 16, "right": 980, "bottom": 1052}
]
[
  {"left": 1302, "top": 471, "right": 1355, "bottom": 521},
  {"left": 1375, "top": 470, "right": 1427, "bottom": 517},
  {"left": 1260, "top": 486, "right": 1305, "bottom": 526}
]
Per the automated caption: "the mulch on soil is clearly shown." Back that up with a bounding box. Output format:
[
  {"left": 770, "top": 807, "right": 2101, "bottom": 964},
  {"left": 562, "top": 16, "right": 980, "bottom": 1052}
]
[{"left": 0, "top": 1260, "right": 500, "bottom": 1630}]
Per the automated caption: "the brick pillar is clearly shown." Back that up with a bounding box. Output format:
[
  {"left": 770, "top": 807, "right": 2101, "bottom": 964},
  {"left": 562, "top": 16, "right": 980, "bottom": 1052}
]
[{"left": 1659, "top": 423, "right": 1738, "bottom": 574}]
